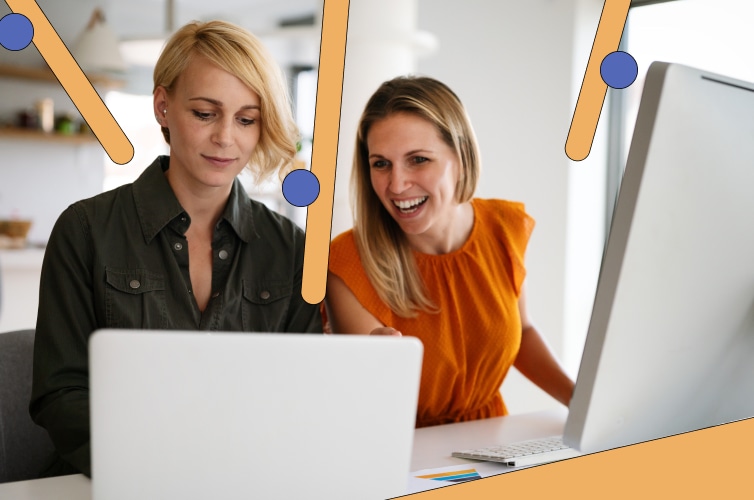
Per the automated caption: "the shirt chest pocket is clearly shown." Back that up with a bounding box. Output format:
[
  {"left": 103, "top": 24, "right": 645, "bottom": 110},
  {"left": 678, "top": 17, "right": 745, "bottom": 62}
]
[
  {"left": 104, "top": 267, "right": 169, "bottom": 329},
  {"left": 241, "top": 279, "right": 292, "bottom": 332}
]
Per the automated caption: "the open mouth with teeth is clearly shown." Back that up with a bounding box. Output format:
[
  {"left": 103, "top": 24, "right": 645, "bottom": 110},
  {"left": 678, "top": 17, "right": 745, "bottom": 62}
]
[{"left": 393, "top": 196, "right": 428, "bottom": 214}]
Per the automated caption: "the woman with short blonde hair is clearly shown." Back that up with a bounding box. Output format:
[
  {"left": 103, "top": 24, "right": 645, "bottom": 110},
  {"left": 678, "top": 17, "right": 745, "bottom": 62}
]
[{"left": 31, "top": 20, "right": 321, "bottom": 478}]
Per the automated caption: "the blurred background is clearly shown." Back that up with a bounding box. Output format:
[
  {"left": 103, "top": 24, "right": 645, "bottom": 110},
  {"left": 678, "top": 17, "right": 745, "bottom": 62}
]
[{"left": 2, "top": 0, "right": 753, "bottom": 416}]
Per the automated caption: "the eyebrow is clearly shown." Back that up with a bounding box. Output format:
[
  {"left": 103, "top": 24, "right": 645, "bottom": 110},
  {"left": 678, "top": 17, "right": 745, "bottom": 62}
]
[
  {"left": 189, "top": 97, "right": 260, "bottom": 110},
  {"left": 368, "top": 149, "right": 432, "bottom": 159}
]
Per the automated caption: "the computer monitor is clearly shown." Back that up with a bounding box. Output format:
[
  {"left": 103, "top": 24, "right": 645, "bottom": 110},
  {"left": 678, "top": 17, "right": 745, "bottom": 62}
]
[{"left": 563, "top": 61, "right": 754, "bottom": 454}]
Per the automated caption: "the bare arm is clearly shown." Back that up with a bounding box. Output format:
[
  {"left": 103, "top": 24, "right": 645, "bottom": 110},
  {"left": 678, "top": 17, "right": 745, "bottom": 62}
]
[
  {"left": 513, "top": 285, "right": 575, "bottom": 406},
  {"left": 324, "top": 272, "right": 401, "bottom": 336}
]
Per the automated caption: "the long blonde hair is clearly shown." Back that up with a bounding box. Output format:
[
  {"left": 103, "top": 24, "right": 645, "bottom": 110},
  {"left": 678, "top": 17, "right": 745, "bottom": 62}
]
[
  {"left": 153, "top": 20, "right": 299, "bottom": 182},
  {"left": 352, "top": 76, "right": 481, "bottom": 317}
]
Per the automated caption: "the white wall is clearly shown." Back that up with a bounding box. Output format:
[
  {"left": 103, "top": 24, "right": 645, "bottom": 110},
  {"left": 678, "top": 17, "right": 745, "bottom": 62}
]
[{"left": 334, "top": 0, "right": 609, "bottom": 414}]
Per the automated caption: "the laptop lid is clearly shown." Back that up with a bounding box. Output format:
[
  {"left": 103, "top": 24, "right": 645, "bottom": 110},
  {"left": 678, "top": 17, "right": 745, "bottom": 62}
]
[{"left": 89, "top": 330, "right": 423, "bottom": 500}]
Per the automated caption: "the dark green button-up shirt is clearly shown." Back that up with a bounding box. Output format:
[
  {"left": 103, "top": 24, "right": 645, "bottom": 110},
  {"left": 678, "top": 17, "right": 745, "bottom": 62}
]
[{"left": 30, "top": 156, "right": 322, "bottom": 477}]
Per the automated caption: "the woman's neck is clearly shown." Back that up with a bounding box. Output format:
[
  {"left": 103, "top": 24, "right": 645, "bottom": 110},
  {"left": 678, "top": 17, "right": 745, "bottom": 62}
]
[
  {"left": 165, "top": 169, "right": 231, "bottom": 232},
  {"left": 406, "top": 201, "right": 475, "bottom": 255}
]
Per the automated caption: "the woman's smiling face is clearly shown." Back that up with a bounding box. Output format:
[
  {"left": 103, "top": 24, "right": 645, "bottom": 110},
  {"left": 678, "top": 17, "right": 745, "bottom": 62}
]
[{"left": 367, "top": 112, "right": 463, "bottom": 248}]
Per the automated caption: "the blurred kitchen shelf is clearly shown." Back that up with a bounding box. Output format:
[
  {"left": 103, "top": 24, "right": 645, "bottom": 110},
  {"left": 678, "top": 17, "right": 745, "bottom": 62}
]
[
  {"left": 0, "top": 126, "right": 98, "bottom": 145},
  {"left": 0, "top": 63, "right": 124, "bottom": 88}
]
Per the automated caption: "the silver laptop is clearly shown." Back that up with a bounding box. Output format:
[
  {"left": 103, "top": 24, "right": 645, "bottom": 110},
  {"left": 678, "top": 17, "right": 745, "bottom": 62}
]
[{"left": 89, "top": 330, "right": 423, "bottom": 500}]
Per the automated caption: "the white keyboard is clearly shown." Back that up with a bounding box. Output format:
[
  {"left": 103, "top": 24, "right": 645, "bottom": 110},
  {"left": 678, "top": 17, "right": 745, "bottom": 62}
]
[{"left": 452, "top": 435, "right": 582, "bottom": 467}]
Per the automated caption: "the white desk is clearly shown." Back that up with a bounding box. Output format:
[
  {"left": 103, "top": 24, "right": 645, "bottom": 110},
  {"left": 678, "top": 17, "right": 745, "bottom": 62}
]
[
  {"left": 0, "top": 473, "right": 92, "bottom": 499},
  {"left": 0, "top": 409, "right": 568, "bottom": 499},
  {"left": 410, "top": 407, "right": 567, "bottom": 471}
]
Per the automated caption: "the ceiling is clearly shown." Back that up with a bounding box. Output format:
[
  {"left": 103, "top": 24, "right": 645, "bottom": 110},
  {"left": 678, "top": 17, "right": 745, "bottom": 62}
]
[
  {"left": 0, "top": 0, "right": 322, "bottom": 71},
  {"left": 106, "top": 0, "right": 321, "bottom": 40}
]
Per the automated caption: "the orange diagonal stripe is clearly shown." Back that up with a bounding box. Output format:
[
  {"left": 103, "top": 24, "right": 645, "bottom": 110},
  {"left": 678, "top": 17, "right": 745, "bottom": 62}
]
[
  {"left": 5, "top": 0, "right": 134, "bottom": 165},
  {"left": 301, "top": 0, "right": 349, "bottom": 305},
  {"left": 565, "top": 0, "right": 630, "bottom": 161}
]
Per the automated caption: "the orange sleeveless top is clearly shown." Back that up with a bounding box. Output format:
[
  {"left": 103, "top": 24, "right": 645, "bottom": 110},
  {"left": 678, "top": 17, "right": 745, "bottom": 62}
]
[{"left": 328, "top": 199, "right": 534, "bottom": 427}]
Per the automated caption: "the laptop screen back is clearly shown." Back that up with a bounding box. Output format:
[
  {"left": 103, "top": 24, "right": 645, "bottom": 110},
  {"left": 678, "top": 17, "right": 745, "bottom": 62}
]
[{"left": 90, "top": 330, "right": 423, "bottom": 500}]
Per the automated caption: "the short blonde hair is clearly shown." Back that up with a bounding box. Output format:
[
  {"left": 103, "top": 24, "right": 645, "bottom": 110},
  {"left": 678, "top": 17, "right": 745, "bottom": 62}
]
[
  {"left": 352, "top": 76, "right": 481, "bottom": 316},
  {"left": 153, "top": 20, "right": 299, "bottom": 181}
]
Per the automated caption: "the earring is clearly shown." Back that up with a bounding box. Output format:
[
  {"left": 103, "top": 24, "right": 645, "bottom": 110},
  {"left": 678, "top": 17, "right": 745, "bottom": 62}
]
[{"left": 163, "top": 109, "right": 167, "bottom": 115}]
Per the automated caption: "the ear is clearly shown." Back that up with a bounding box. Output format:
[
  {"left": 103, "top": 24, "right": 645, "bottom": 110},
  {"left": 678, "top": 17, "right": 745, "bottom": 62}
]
[{"left": 153, "top": 86, "right": 169, "bottom": 127}]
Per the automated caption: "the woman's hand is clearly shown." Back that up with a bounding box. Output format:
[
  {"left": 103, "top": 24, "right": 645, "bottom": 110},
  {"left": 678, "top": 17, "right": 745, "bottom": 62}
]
[{"left": 369, "top": 327, "right": 402, "bottom": 336}]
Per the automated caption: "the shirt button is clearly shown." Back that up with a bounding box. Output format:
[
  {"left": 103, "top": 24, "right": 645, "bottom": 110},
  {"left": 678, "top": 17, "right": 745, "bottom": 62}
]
[
  {"left": 260, "top": 290, "right": 270, "bottom": 300},
  {"left": 211, "top": 291, "right": 220, "bottom": 298},
  {"left": 181, "top": 216, "right": 187, "bottom": 222},
  {"left": 129, "top": 280, "right": 141, "bottom": 289},
  {"left": 174, "top": 242, "right": 183, "bottom": 251},
  {"left": 218, "top": 249, "right": 229, "bottom": 260}
]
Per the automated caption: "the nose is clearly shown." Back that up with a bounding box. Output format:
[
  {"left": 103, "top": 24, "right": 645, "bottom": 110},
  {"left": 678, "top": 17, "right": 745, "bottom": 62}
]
[
  {"left": 388, "top": 165, "right": 411, "bottom": 193},
  {"left": 211, "top": 118, "right": 233, "bottom": 148}
]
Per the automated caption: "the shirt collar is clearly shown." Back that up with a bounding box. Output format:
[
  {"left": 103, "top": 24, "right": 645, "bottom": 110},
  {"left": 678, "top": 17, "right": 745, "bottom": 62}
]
[
  {"left": 132, "top": 156, "right": 256, "bottom": 244},
  {"left": 221, "top": 175, "right": 256, "bottom": 243}
]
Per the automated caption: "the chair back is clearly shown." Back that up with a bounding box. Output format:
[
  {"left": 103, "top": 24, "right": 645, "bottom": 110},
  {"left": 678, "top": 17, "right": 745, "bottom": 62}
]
[{"left": 0, "top": 329, "right": 55, "bottom": 483}]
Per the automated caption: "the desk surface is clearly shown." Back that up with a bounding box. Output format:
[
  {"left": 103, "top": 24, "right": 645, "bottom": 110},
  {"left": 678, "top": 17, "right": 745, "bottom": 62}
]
[
  {"left": 0, "top": 409, "right": 568, "bottom": 499},
  {"left": 410, "top": 407, "right": 567, "bottom": 471}
]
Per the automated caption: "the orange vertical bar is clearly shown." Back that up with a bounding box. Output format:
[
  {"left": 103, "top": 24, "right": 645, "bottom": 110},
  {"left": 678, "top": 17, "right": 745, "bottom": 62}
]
[
  {"left": 301, "top": 0, "right": 349, "bottom": 304},
  {"left": 565, "top": 0, "right": 631, "bottom": 161}
]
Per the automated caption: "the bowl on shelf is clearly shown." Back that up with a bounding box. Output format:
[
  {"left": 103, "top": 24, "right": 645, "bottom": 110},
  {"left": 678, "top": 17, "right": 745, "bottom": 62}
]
[{"left": 0, "top": 219, "right": 33, "bottom": 249}]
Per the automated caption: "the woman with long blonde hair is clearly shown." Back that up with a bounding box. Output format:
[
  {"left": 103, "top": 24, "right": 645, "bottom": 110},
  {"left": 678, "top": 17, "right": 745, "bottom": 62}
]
[{"left": 326, "top": 76, "right": 573, "bottom": 428}]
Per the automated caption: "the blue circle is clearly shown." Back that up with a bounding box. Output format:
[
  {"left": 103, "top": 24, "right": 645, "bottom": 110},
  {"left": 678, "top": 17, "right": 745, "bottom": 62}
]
[
  {"left": 0, "top": 13, "right": 34, "bottom": 51},
  {"left": 282, "top": 169, "right": 320, "bottom": 207},
  {"left": 600, "top": 51, "right": 638, "bottom": 89}
]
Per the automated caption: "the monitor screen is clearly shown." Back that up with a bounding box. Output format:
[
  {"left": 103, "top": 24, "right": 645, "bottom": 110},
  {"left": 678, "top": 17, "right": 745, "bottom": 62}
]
[{"left": 563, "top": 61, "right": 754, "bottom": 453}]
